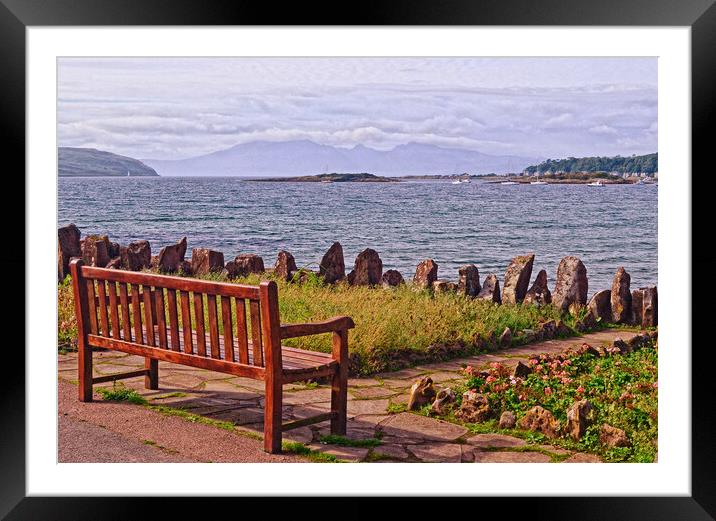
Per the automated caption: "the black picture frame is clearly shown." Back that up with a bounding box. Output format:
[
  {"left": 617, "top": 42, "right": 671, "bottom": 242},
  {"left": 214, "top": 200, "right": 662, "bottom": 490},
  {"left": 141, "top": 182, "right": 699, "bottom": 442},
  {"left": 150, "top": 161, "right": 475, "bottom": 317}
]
[{"left": 3, "top": 0, "right": 713, "bottom": 517}]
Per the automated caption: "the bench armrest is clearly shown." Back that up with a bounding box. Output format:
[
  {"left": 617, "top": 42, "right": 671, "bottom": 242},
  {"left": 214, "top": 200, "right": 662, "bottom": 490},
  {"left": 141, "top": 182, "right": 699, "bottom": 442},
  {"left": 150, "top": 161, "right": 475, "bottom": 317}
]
[{"left": 279, "top": 316, "right": 355, "bottom": 339}]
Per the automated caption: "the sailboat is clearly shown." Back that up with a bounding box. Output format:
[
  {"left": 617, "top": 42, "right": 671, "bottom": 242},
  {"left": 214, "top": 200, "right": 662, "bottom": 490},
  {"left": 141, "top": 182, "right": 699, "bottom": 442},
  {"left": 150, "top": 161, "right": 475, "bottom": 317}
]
[{"left": 126, "top": 170, "right": 130, "bottom": 177}]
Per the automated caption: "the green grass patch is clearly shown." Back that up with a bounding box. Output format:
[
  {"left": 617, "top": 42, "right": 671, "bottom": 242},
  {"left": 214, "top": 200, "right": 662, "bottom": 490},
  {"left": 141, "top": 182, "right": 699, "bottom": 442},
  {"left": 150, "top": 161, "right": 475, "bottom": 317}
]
[
  {"left": 319, "top": 434, "right": 382, "bottom": 448},
  {"left": 386, "top": 402, "right": 407, "bottom": 414},
  {"left": 96, "top": 383, "right": 148, "bottom": 405},
  {"left": 151, "top": 392, "right": 188, "bottom": 401},
  {"left": 281, "top": 441, "right": 340, "bottom": 462},
  {"left": 146, "top": 404, "right": 236, "bottom": 432}
]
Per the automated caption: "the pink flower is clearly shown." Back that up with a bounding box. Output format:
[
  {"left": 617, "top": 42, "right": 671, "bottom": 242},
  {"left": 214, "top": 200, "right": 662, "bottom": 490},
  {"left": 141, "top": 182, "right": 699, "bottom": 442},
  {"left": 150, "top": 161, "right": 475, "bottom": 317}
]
[
  {"left": 529, "top": 359, "right": 538, "bottom": 366},
  {"left": 486, "top": 375, "right": 496, "bottom": 384},
  {"left": 542, "top": 375, "right": 549, "bottom": 381},
  {"left": 544, "top": 387, "right": 552, "bottom": 395},
  {"left": 562, "top": 359, "right": 571, "bottom": 366},
  {"left": 652, "top": 381, "right": 658, "bottom": 388},
  {"left": 576, "top": 386, "right": 585, "bottom": 394},
  {"left": 534, "top": 365, "right": 543, "bottom": 373}
]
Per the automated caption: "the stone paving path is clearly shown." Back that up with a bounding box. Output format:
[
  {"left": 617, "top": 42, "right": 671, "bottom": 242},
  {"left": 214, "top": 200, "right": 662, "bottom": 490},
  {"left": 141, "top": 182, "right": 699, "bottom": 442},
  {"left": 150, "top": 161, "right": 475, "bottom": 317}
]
[{"left": 57, "top": 329, "right": 637, "bottom": 463}]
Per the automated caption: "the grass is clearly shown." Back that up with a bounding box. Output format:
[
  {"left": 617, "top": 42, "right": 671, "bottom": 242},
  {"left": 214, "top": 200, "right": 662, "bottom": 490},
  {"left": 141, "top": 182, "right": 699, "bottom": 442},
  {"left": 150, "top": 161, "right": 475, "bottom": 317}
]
[
  {"left": 318, "top": 434, "right": 382, "bottom": 448},
  {"left": 57, "top": 270, "right": 591, "bottom": 375},
  {"left": 281, "top": 441, "right": 341, "bottom": 462},
  {"left": 96, "top": 383, "right": 148, "bottom": 405},
  {"left": 441, "top": 341, "right": 658, "bottom": 462}
]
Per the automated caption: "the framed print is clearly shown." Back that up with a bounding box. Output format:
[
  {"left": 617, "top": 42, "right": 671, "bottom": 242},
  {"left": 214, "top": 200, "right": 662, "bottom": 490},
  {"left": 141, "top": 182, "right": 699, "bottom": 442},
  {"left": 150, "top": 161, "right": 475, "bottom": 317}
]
[{"left": 4, "top": 0, "right": 715, "bottom": 517}]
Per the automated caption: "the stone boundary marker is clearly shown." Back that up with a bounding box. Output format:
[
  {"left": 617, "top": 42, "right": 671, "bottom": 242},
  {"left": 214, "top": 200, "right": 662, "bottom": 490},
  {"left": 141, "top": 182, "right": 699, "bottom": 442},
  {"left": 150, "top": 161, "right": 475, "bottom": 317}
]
[{"left": 57, "top": 224, "right": 657, "bottom": 328}]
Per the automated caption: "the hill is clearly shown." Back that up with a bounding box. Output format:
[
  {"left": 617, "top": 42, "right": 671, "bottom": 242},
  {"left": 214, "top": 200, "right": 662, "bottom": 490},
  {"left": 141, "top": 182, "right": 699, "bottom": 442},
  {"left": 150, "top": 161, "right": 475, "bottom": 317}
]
[
  {"left": 142, "top": 140, "right": 539, "bottom": 177},
  {"left": 524, "top": 153, "right": 657, "bottom": 175},
  {"left": 59, "top": 147, "right": 159, "bottom": 177}
]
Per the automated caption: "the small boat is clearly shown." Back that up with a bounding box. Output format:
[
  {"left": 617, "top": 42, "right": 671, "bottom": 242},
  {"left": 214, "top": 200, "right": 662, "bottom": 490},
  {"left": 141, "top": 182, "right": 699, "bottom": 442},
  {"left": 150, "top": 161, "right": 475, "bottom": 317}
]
[
  {"left": 126, "top": 170, "right": 130, "bottom": 177},
  {"left": 452, "top": 178, "right": 471, "bottom": 184},
  {"left": 501, "top": 181, "right": 518, "bottom": 185},
  {"left": 587, "top": 180, "right": 605, "bottom": 186},
  {"left": 530, "top": 181, "right": 547, "bottom": 185}
]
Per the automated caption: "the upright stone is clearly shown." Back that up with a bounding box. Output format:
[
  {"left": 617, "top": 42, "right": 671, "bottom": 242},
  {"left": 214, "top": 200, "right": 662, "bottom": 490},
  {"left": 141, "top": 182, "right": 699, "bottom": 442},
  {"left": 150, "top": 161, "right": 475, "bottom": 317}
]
[
  {"left": 552, "top": 256, "right": 588, "bottom": 314},
  {"left": 82, "top": 235, "right": 111, "bottom": 268},
  {"left": 191, "top": 248, "right": 225, "bottom": 275},
  {"left": 346, "top": 248, "right": 383, "bottom": 286},
  {"left": 523, "top": 269, "right": 552, "bottom": 306},
  {"left": 58, "top": 224, "right": 81, "bottom": 280},
  {"left": 630, "top": 289, "right": 644, "bottom": 326},
  {"left": 121, "top": 240, "right": 151, "bottom": 271},
  {"left": 641, "top": 286, "right": 658, "bottom": 328},
  {"left": 433, "top": 280, "right": 457, "bottom": 293},
  {"left": 381, "top": 269, "right": 404, "bottom": 288},
  {"left": 476, "top": 274, "right": 501, "bottom": 303},
  {"left": 610, "top": 267, "right": 632, "bottom": 323},
  {"left": 413, "top": 259, "right": 438, "bottom": 289},
  {"left": 502, "top": 253, "right": 535, "bottom": 304},
  {"left": 274, "top": 250, "right": 298, "bottom": 281},
  {"left": 229, "top": 254, "right": 265, "bottom": 278},
  {"left": 458, "top": 264, "right": 481, "bottom": 297},
  {"left": 587, "top": 289, "right": 612, "bottom": 323},
  {"left": 157, "top": 237, "right": 188, "bottom": 273},
  {"left": 319, "top": 242, "right": 345, "bottom": 283}
]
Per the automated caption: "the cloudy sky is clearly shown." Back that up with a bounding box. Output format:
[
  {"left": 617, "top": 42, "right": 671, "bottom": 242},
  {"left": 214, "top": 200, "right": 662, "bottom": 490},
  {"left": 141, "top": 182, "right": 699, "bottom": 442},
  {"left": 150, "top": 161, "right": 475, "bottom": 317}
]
[{"left": 58, "top": 57, "right": 657, "bottom": 161}]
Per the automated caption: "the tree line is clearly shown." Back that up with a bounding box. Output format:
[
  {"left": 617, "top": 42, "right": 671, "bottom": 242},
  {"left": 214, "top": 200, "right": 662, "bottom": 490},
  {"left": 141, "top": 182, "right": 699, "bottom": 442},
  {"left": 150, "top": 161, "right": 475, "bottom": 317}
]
[{"left": 523, "top": 153, "right": 657, "bottom": 175}]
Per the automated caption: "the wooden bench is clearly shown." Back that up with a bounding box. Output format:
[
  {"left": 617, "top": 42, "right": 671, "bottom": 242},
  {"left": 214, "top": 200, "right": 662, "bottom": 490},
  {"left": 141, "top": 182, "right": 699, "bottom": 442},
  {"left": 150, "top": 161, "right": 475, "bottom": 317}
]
[{"left": 69, "top": 259, "right": 354, "bottom": 453}]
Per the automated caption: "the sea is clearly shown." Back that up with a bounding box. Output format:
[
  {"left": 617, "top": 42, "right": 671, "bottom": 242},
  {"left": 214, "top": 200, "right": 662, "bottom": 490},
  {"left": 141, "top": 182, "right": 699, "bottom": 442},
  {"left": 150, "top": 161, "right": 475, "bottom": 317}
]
[{"left": 58, "top": 177, "right": 658, "bottom": 293}]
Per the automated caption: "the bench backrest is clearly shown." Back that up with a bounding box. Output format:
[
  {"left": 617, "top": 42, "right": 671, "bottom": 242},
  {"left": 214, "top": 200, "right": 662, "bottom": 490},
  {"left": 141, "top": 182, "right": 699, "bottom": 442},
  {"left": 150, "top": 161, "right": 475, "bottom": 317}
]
[{"left": 70, "top": 260, "right": 281, "bottom": 370}]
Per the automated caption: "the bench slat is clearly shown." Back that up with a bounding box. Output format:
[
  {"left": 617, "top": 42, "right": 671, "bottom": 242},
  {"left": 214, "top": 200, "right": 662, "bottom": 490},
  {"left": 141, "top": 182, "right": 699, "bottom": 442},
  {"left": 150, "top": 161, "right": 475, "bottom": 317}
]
[
  {"left": 118, "top": 283, "right": 132, "bottom": 341},
  {"left": 180, "top": 290, "right": 193, "bottom": 354},
  {"left": 107, "top": 281, "right": 121, "bottom": 340},
  {"left": 131, "top": 283, "right": 144, "bottom": 344},
  {"left": 166, "top": 289, "right": 180, "bottom": 351},
  {"left": 143, "top": 287, "right": 156, "bottom": 347},
  {"left": 86, "top": 280, "right": 99, "bottom": 335},
  {"left": 222, "top": 296, "right": 234, "bottom": 362},
  {"left": 207, "top": 294, "right": 220, "bottom": 359},
  {"left": 96, "top": 280, "right": 110, "bottom": 337},
  {"left": 250, "top": 300, "right": 263, "bottom": 367},
  {"left": 154, "top": 288, "right": 167, "bottom": 348},
  {"left": 193, "top": 292, "right": 206, "bottom": 357}
]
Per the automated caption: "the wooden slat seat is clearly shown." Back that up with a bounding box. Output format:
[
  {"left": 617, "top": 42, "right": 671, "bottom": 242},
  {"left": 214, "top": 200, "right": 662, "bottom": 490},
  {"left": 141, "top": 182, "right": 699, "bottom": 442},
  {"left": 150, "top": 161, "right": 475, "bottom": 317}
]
[{"left": 70, "top": 259, "right": 354, "bottom": 453}]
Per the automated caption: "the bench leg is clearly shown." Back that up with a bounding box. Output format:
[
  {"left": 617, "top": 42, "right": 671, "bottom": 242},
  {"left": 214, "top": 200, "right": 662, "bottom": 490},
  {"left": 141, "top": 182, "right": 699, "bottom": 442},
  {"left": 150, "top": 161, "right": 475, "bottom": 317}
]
[
  {"left": 330, "top": 330, "right": 348, "bottom": 435},
  {"left": 145, "top": 358, "right": 159, "bottom": 390},
  {"left": 264, "top": 378, "right": 283, "bottom": 453},
  {"left": 78, "top": 342, "right": 93, "bottom": 402}
]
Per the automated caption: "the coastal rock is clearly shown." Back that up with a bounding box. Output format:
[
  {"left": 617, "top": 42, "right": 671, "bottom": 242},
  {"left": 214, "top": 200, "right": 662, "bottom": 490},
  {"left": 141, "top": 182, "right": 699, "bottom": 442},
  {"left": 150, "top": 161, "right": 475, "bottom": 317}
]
[
  {"left": 433, "top": 280, "right": 457, "bottom": 293},
  {"left": 566, "top": 400, "right": 593, "bottom": 441},
  {"left": 228, "top": 254, "right": 265, "bottom": 278},
  {"left": 499, "top": 327, "right": 512, "bottom": 348},
  {"left": 381, "top": 269, "right": 404, "bottom": 288},
  {"left": 523, "top": 269, "right": 552, "bottom": 306},
  {"left": 157, "top": 237, "right": 188, "bottom": 273},
  {"left": 641, "top": 286, "right": 658, "bottom": 328},
  {"left": 413, "top": 259, "right": 438, "bottom": 289},
  {"left": 476, "top": 274, "right": 502, "bottom": 303},
  {"left": 108, "top": 241, "right": 121, "bottom": 259},
  {"left": 106, "top": 257, "right": 122, "bottom": 269},
  {"left": 407, "top": 376, "right": 436, "bottom": 411},
  {"left": 458, "top": 264, "right": 481, "bottom": 297},
  {"left": 599, "top": 423, "right": 631, "bottom": 448},
  {"left": 455, "top": 390, "right": 492, "bottom": 423},
  {"left": 121, "top": 240, "right": 151, "bottom": 271},
  {"left": 150, "top": 255, "right": 159, "bottom": 269},
  {"left": 319, "top": 242, "right": 345, "bottom": 283},
  {"left": 58, "top": 224, "right": 81, "bottom": 280},
  {"left": 518, "top": 406, "right": 560, "bottom": 439},
  {"left": 552, "top": 256, "right": 588, "bottom": 314},
  {"left": 575, "top": 308, "right": 597, "bottom": 332},
  {"left": 82, "top": 235, "right": 111, "bottom": 268},
  {"left": 179, "top": 260, "right": 193, "bottom": 275},
  {"left": 499, "top": 411, "right": 516, "bottom": 429},
  {"left": 502, "top": 253, "right": 535, "bottom": 304},
  {"left": 346, "top": 248, "right": 382, "bottom": 286},
  {"left": 274, "top": 250, "right": 298, "bottom": 282},
  {"left": 430, "top": 387, "right": 456, "bottom": 415},
  {"left": 191, "top": 248, "right": 225, "bottom": 275},
  {"left": 538, "top": 320, "right": 557, "bottom": 339},
  {"left": 513, "top": 361, "right": 532, "bottom": 378},
  {"left": 588, "top": 289, "right": 612, "bottom": 323},
  {"left": 611, "top": 267, "right": 632, "bottom": 323},
  {"left": 630, "top": 289, "right": 644, "bottom": 326}
]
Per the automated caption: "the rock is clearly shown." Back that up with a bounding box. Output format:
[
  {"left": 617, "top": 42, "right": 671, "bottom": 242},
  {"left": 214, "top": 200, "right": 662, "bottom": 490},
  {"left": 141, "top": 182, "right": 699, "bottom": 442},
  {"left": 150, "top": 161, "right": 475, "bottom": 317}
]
[
  {"left": 407, "top": 376, "right": 436, "bottom": 411},
  {"left": 121, "top": 240, "right": 151, "bottom": 271},
  {"left": 502, "top": 253, "right": 535, "bottom": 304},
  {"left": 518, "top": 406, "right": 561, "bottom": 439},
  {"left": 319, "top": 242, "right": 345, "bottom": 283},
  {"left": 179, "top": 260, "right": 193, "bottom": 275},
  {"left": 523, "top": 269, "right": 552, "bottom": 306},
  {"left": 226, "top": 254, "right": 265, "bottom": 278},
  {"left": 499, "top": 327, "right": 512, "bottom": 348},
  {"left": 539, "top": 319, "right": 557, "bottom": 339},
  {"left": 476, "top": 274, "right": 502, "bottom": 303},
  {"left": 575, "top": 342, "right": 601, "bottom": 357},
  {"left": 499, "top": 411, "right": 516, "bottom": 429},
  {"left": 458, "top": 264, "right": 481, "bottom": 297},
  {"left": 157, "top": 237, "right": 188, "bottom": 273},
  {"left": 108, "top": 241, "right": 121, "bottom": 259},
  {"left": 513, "top": 361, "right": 532, "bottom": 378},
  {"left": 631, "top": 289, "right": 644, "bottom": 326},
  {"left": 575, "top": 308, "right": 597, "bottom": 331},
  {"left": 455, "top": 390, "right": 492, "bottom": 423},
  {"left": 381, "top": 269, "right": 404, "bottom": 288},
  {"left": 433, "top": 280, "right": 457, "bottom": 293},
  {"left": 552, "top": 256, "right": 588, "bottom": 314},
  {"left": 599, "top": 423, "right": 631, "bottom": 448},
  {"left": 105, "top": 257, "right": 122, "bottom": 269},
  {"left": 588, "top": 289, "right": 612, "bottom": 323},
  {"left": 611, "top": 267, "right": 632, "bottom": 323},
  {"left": 612, "top": 337, "right": 631, "bottom": 354},
  {"left": 191, "top": 248, "right": 225, "bottom": 275},
  {"left": 641, "top": 286, "right": 658, "bottom": 328},
  {"left": 430, "top": 387, "right": 456, "bottom": 415},
  {"left": 81, "top": 235, "right": 111, "bottom": 267},
  {"left": 413, "top": 259, "right": 438, "bottom": 289},
  {"left": 628, "top": 333, "right": 649, "bottom": 349},
  {"left": 58, "top": 224, "right": 81, "bottom": 280},
  {"left": 346, "top": 248, "right": 382, "bottom": 286},
  {"left": 150, "top": 255, "right": 159, "bottom": 269},
  {"left": 273, "top": 250, "right": 298, "bottom": 281},
  {"left": 566, "top": 399, "right": 593, "bottom": 441}
]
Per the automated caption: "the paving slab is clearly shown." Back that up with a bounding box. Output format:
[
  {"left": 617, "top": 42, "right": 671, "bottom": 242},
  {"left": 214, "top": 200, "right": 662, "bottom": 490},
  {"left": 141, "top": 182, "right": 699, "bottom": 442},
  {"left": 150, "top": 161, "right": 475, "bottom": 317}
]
[
  {"left": 408, "top": 442, "right": 462, "bottom": 462},
  {"left": 465, "top": 434, "right": 527, "bottom": 448},
  {"left": 379, "top": 413, "right": 467, "bottom": 442},
  {"left": 473, "top": 450, "right": 552, "bottom": 463}
]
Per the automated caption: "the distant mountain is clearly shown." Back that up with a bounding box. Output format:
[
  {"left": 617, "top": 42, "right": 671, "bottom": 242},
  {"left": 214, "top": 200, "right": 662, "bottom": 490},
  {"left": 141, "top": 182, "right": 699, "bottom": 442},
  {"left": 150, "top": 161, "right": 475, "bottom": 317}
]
[
  {"left": 524, "top": 153, "right": 658, "bottom": 175},
  {"left": 142, "top": 140, "right": 539, "bottom": 177},
  {"left": 59, "top": 147, "right": 159, "bottom": 177}
]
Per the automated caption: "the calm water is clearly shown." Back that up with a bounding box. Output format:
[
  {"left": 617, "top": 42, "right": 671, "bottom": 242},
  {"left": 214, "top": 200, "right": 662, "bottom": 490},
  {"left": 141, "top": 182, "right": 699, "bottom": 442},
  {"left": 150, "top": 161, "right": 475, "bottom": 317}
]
[{"left": 58, "top": 177, "right": 658, "bottom": 292}]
